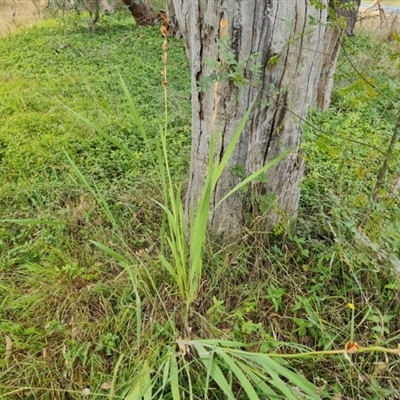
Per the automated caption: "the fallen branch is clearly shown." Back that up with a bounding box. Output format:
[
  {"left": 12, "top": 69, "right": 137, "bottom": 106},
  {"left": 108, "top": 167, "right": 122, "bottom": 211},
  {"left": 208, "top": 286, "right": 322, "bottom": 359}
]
[{"left": 359, "top": 0, "right": 382, "bottom": 14}]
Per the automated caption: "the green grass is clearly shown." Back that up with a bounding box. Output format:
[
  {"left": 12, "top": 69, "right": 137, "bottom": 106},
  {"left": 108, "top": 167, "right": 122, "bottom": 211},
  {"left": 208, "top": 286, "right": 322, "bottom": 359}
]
[
  {"left": 0, "top": 13, "right": 192, "bottom": 399},
  {"left": 1, "top": 10, "right": 400, "bottom": 400}
]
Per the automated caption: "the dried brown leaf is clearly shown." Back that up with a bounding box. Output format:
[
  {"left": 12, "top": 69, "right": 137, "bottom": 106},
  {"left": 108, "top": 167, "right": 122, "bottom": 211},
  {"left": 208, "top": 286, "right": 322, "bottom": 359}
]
[
  {"left": 373, "top": 361, "right": 388, "bottom": 375},
  {"left": 177, "top": 339, "right": 188, "bottom": 357},
  {"left": 100, "top": 382, "right": 113, "bottom": 390},
  {"left": 160, "top": 25, "right": 168, "bottom": 37},
  {"left": 220, "top": 18, "right": 228, "bottom": 39},
  {"left": 345, "top": 341, "right": 360, "bottom": 354}
]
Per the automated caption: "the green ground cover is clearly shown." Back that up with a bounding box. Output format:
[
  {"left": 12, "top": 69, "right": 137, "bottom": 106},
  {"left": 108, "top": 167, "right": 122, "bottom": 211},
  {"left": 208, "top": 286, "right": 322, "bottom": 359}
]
[{"left": 1, "top": 10, "right": 400, "bottom": 400}]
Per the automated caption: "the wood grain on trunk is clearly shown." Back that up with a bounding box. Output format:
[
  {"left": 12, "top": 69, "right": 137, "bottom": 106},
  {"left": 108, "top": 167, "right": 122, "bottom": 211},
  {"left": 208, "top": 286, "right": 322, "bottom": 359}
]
[{"left": 168, "top": 1, "right": 337, "bottom": 236}]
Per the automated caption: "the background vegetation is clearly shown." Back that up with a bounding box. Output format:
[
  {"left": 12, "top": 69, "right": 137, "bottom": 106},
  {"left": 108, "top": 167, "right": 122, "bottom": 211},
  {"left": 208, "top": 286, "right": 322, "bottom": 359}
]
[{"left": 1, "top": 6, "right": 400, "bottom": 400}]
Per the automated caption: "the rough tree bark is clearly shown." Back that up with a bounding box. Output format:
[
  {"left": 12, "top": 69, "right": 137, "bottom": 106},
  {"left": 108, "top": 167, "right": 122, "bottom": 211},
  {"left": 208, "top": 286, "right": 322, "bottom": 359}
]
[
  {"left": 315, "top": 0, "right": 361, "bottom": 110},
  {"left": 340, "top": 0, "right": 361, "bottom": 35},
  {"left": 121, "top": 0, "right": 155, "bottom": 26},
  {"left": 165, "top": 0, "right": 181, "bottom": 37},
  {"left": 167, "top": 1, "right": 336, "bottom": 237}
]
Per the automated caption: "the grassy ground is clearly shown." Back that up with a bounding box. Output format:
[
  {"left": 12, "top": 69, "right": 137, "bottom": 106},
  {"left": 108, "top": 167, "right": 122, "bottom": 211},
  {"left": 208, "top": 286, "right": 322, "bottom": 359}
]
[
  {"left": 1, "top": 9, "right": 400, "bottom": 400},
  {"left": 0, "top": 13, "right": 191, "bottom": 399},
  {"left": 0, "top": 0, "right": 166, "bottom": 36}
]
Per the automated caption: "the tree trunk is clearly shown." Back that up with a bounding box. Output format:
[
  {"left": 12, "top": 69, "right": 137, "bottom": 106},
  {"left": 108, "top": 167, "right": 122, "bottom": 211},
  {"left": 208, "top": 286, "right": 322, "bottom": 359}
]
[
  {"left": 315, "top": 0, "right": 361, "bottom": 109},
  {"left": 168, "top": 1, "right": 332, "bottom": 237},
  {"left": 121, "top": 0, "right": 154, "bottom": 26},
  {"left": 340, "top": 0, "right": 361, "bottom": 36},
  {"left": 165, "top": 0, "right": 181, "bottom": 38}
]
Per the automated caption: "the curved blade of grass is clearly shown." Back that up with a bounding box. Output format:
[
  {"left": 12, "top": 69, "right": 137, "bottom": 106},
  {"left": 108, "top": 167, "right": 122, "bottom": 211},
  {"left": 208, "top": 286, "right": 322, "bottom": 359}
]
[
  {"left": 231, "top": 351, "right": 321, "bottom": 399},
  {"left": 161, "top": 356, "right": 171, "bottom": 395},
  {"left": 215, "top": 347, "right": 260, "bottom": 399},
  {"left": 186, "top": 99, "right": 256, "bottom": 301},
  {"left": 188, "top": 130, "right": 217, "bottom": 301},
  {"left": 169, "top": 352, "right": 180, "bottom": 400},
  {"left": 235, "top": 360, "right": 279, "bottom": 399},
  {"left": 182, "top": 358, "right": 194, "bottom": 400},
  {"left": 89, "top": 240, "right": 130, "bottom": 266},
  {"left": 64, "top": 106, "right": 136, "bottom": 159},
  {"left": 118, "top": 72, "right": 154, "bottom": 165},
  {"left": 143, "top": 368, "right": 152, "bottom": 400},
  {"left": 155, "top": 140, "right": 168, "bottom": 255},
  {"left": 65, "top": 151, "right": 94, "bottom": 192},
  {"left": 214, "top": 147, "right": 294, "bottom": 211},
  {"left": 152, "top": 198, "right": 188, "bottom": 298},
  {"left": 125, "top": 360, "right": 152, "bottom": 400},
  {"left": 108, "top": 354, "right": 125, "bottom": 400},
  {"left": 212, "top": 97, "right": 257, "bottom": 185},
  {"left": 203, "top": 345, "right": 217, "bottom": 400},
  {"left": 159, "top": 254, "right": 177, "bottom": 280},
  {"left": 195, "top": 344, "right": 235, "bottom": 400},
  {"left": 90, "top": 240, "right": 142, "bottom": 347},
  {"left": 187, "top": 341, "right": 323, "bottom": 399},
  {"left": 268, "top": 371, "right": 298, "bottom": 400},
  {"left": 65, "top": 152, "right": 119, "bottom": 232},
  {"left": 91, "top": 182, "right": 117, "bottom": 227},
  {"left": 182, "top": 339, "right": 247, "bottom": 348},
  {"left": 1, "top": 219, "right": 64, "bottom": 225}
]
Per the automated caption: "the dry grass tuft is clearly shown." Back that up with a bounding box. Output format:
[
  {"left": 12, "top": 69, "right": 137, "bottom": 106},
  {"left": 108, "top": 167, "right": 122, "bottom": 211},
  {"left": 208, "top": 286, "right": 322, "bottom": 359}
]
[
  {"left": 0, "top": 0, "right": 45, "bottom": 36},
  {"left": 357, "top": 8, "right": 400, "bottom": 42}
]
